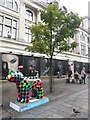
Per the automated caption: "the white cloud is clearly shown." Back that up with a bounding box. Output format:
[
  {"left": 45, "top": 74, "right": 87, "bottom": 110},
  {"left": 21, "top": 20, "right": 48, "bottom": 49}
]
[{"left": 60, "top": 0, "right": 90, "bottom": 16}]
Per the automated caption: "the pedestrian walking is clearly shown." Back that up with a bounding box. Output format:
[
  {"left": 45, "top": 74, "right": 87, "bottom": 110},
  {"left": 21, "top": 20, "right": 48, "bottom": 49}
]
[{"left": 81, "top": 67, "right": 86, "bottom": 84}]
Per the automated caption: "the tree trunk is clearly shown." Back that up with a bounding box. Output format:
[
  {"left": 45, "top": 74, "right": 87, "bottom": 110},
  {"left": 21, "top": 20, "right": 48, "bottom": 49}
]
[{"left": 49, "top": 54, "right": 53, "bottom": 93}]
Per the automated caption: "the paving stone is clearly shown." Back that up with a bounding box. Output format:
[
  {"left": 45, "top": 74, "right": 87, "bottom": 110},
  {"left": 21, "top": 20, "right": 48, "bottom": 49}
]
[
  {"left": 56, "top": 111, "right": 72, "bottom": 118},
  {"left": 36, "top": 110, "right": 55, "bottom": 118},
  {"left": 18, "top": 114, "right": 35, "bottom": 118},
  {"left": 1, "top": 76, "right": 89, "bottom": 118},
  {"left": 50, "top": 104, "right": 65, "bottom": 112},
  {"left": 76, "top": 113, "right": 88, "bottom": 118},
  {"left": 47, "top": 113, "right": 64, "bottom": 118}
]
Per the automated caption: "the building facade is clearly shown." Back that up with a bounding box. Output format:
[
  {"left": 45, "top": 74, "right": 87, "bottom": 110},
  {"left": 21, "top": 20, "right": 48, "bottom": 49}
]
[
  {"left": 88, "top": 1, "right": 90, "bottom": 57},
  {"left": 0, "top": 0, "right": 46, "bottom": 54},
  {"left": 0, "top": 0, "right": 90, "bottom": 79}
]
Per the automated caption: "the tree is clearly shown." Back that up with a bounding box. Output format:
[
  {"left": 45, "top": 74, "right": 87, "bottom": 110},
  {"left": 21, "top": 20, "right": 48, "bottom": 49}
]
[
  {"left": 71, "top": 41, "right": 79, "bottom": 52},
  {"left": 25, "top": 3, "right": 82, "bottom": 93}
]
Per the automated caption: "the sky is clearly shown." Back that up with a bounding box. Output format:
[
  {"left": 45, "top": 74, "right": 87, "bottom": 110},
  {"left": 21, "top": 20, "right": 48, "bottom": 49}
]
[{"left": 60, "top": 0, "right": 90, "bottom": 17}]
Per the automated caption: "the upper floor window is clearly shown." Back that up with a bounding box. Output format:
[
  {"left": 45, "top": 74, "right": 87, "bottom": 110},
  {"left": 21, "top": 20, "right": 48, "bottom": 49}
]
[
  {"left": 0, "top": 24, "right": 2, "bottom": 36},
  {"left": 81, "top": 44, "right": 86, "bottom": 56},
  {"left": 88, "top": 37, "right": 90, "bottom": 43},
  {"left": 0, "top": 15, "right": 18, "bottom": 40},
  {"left": 0, "top": 16, "right": 3, "bottom": 23},
  {"left": 0, "top": 0, "right": 18, "bottom": 12},
  {"left": 0, "top": 0, "right": 5, "bottom": 5},
  {"left": 6, "top": 0, "right": 13, "bottom": 9},
  {"left": 25, "top": 27, "right": 32, "bottom": 43},
  {"left": 26, "top": 10, "right": 33, "bottom": 21},
  {"left": 80, "top": 33, "right": 85, "bottom": 41},
  {"left": 5, "top": 17, "right": 12, "bottom": 26},
  {"left": 88, "top": 47, "right": 90, "bottom": 57},
  {"left": 12, "top": 20, "right": 17, "bottom": 39},
  {"left": 14, "top": 1, "right": 18, "bottom": 11},
  {"left": 13, "top": 20, "right": 17, "bottom": 27}
]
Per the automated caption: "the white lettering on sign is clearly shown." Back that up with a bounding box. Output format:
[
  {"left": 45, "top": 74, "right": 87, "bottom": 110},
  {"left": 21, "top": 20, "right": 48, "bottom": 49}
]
[{"left": 10, "top": 102, "right": 19, "bottom": 112}]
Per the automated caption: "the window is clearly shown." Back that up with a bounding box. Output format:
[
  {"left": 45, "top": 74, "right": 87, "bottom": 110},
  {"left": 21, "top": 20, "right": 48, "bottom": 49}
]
[
  {"left": 6, "top": 0, "right": 13, "bottom": 9},
  {"left": 0, "top": 16, "right": 3, "bottom": 23},
  {"left": 88, "top": 37, "right": 90, "bottom": 43},
  {"left": 13, "top": 20, "right": 17, "bottom": 27},
  {"left": 0, "top": 0, "right": 18, "bottom": 12},
  {"left": 5, "top": 17, "right": 12, "bottom": 26},
  {"left": 12, "top": 20, "right": 17, "bottom": 39},
  {"left": 0, "top": 25, "right": 3, "bottom": 36},
  {"left": 80, "top": 33, "right": 85, "bottom": 41},
  {"left": 12, "top": 28, "right": 16, "bottom": 39},
  {"left": 81, "top": 44, "right": 86, "bottom": 56},
  {"left": 0, "top": 0, "right": 5, "bottom": 5},
  {"left": 4, "top": 17, "right": 12, "bottom": 38},
  {"left": 0, "top": 15, "right": 18, "bottom": 39},
  {"left": 88, "top": 47, "right": 90, "bottom": 57},
  {"left": 26, "top": 10, "right": 33, "bottom": 21},
  {"left": 14, "top": 1, "right": 18, "bottom": 11},
  {"left": 25, "top": 27, "right": 32, "bottom": 43},
  {"left": 4, "top": 26, "right": 11, "bottom": 37},
  {"left": 0, "top": 16, "right": 3, "bottom": 37}
]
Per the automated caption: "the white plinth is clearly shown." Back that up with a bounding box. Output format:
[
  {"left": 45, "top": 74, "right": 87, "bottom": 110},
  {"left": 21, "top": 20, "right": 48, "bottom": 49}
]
[{"left": 9, "top": 97, "right": 49, "bottom": 112}]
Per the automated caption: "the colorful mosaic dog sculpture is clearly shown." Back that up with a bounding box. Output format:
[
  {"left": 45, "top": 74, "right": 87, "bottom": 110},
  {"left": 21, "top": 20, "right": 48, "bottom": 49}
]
[{"left": 6, "top": 70, "right": 44, "bottom": 103}]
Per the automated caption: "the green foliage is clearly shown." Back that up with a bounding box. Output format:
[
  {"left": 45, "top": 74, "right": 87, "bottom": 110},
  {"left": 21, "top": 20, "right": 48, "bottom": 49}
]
[
  {"left": 26, "top": 3, "right": 82, "bottom": 57},
  {"left": 25, "top": 3, "right": 82, "bottom": 93},
  {"left": 25, "top": 23, "right": 51, "bottom": 55},
  {"left": 70, "top": 41, "right": 79, "bottom": 50}
]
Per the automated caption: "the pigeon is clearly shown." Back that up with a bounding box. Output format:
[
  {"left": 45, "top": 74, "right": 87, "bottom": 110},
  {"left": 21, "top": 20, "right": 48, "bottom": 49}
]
[{"left": 73, "top": 108, "right": 81, "bottom": 114}]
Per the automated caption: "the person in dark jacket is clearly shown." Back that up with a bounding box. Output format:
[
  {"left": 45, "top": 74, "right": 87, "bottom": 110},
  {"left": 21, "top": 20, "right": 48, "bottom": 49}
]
[
  {"left": 66, "top": 67, "right": 72, "bottom": 83},
  {"left": 28, "top": 65, "right": 38, "bottom": 78},
  {"left": 68, "top": 68, "right": 72, "bottom": 79},
  {"left": 2, "top": 62, "right": 9, "bottom": 79},
  {"left": 81, "top": 67, "right": 86, "bottom": 84}
]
